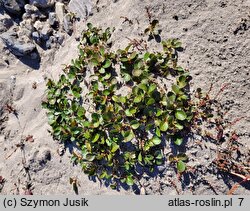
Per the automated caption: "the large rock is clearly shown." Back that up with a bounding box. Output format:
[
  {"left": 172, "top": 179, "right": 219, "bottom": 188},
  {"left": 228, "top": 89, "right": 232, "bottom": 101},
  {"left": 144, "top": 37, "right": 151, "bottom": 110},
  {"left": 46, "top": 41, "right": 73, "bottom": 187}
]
[
  {"left": 29, "top": 0, "right": 55, "bottom": 8},
  {"left": 0, "top": 31, "right": 36, "bottom": 56},
  {"left": 68, "top": 0, "right": 92, "bottom": 19},
  {"left": 1, "top": 0, "right": 25, "bottom": 15}
]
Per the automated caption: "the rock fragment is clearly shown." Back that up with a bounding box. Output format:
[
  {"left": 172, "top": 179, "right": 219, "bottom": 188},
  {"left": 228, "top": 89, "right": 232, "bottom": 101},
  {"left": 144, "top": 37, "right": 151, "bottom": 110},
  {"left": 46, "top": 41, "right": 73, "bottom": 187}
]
[
  {"left": 29, "top": 0, "right": 55, "bottom": 8},
  {"left": 1, "top": 0, "right": 25, "bottom": 16},
  {"left": 0, "top": 31, "right": 36, "bottom": 57},
  {"left": 55, "top": 2, "right": 65, "bottom": 24}
]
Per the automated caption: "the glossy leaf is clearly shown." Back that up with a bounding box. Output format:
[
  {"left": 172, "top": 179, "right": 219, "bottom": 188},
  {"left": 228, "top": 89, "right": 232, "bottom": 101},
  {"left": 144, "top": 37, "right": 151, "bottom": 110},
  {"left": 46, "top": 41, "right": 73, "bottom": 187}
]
[
  {"left": 174, "top": 137, "right": 183, "bottom": 146},
  {"left": 160, "top": 121, "right": 168, "bottom": 132},
  {"left": 175, "top": 109, "right": 187, "bottom": 121},
  {"left": 177, "top": 160, "right": 186, "bottom": 173},
  {"left": 151, "top": 136, "right": 161, "bottom": 145}
]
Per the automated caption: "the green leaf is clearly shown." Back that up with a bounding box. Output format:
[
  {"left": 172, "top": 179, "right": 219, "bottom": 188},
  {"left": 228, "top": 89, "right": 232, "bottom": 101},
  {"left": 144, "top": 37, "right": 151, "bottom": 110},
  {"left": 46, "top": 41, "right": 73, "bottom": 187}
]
[
  {"left": 123, "top": 130, "right": 134, "bottom": 142},
  {"left": 138, "top": 83, "right": 147, "bottom": 92},
  {"left": 92, "top": 133, "right": 100, "bottom": 143},
  {"left": 174, "top": 137, "right": 183, "bottom": 146},
  {"left": 172, "top": 84, "right": 180, "bottom": 95},
  {"left": 148, "top": 84, "right": 157, "bottom": 94},
  {"left": 77, "top": 107, "right": 85, "bottom": 117},
  {"left": 156, "top": 127, "right": 161, "bottom": 137},
  {"left": 112, "top": 95, "right": 119, "bottom": 102},
  {"left": 175, "top": 109, "right": 187, "bottom": 121},
  {"left": 156, "top": 109, "right": 163, "bottom": 117},
  {"left": 90, "top": 36, "right": 99, "bottom": 44},
  {"left": 177, "top": 153, "right": 188, "bottom": 161},
  {"left": 129, "top": 107, "right": 137, "bottom": 115},
  {"left": 132, "top": 69, "right": 142, "bottom": 77},
  {"left": 138, "top": 152, "right": 143, "bottom": 163},
  {"left": 126, "top": 176, "right": 134, "bottom": 186},
  {"left": 134, "top": 95, "right": 142, "bottom": 103},
  {"left": 130, "top": 120, "right": 140, "bottom": 129},
  {"left": 151, "top": 136, "right": 161, "bottom": 145},
  {"left": 111, "top": 143, "right": 119, "bottom": 153},
  {"left": 167, "top": 92, "right": 176, "bottom": 102},
  {"left": 125, "top": 109, "right": 133, "bottom": 117},
  {"left": 119, "top": 96, "right": 126, "bottom": 103},
  {"left": 87, "top": 23, "right": 93, "bottom": 29},
  {"left": 174, "top": 122, "right": 184, "bottom": 130},
  {"left": 91, "top": 58, "right": 99, "bottom": 66},
  {"left": 146, "top": 98, "right": 155, "bottom": 106},
  {"left": 160, "top": 121, "right": 169, "bottom": 132},
  {"left": 177, "top": 160, "right": 186, "bottom": 173},
  {"left": 144, "top": 52, "right": 150, "bottom": 61},
  {"left": 86, "top": 154, "right": 95, "bottom": 162},
  {"left": 129, "top": 52, "right": 137, "bottom": 60},
  {"left": 103, "top": 89, "right": 110, "bottom": 96},
  {"left": 99, "top": 68, "right": 105, "bottom": 74},
  {"left": 178, "top": 75, "right": 187, "bottom": 88},
  {"left": 103, "top": 73, "right": 111, "bottom": 80},
  {"left": 123, "top": 73, "right": 131, "bottom": 82},
  {"left": 103, "top": 59, "right": 111, "bottom": 69}
]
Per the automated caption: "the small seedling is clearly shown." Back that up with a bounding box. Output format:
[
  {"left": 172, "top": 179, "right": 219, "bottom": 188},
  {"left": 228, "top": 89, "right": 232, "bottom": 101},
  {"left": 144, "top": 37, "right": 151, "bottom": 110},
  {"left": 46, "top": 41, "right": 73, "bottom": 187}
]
[
  {"left": 70, "top": 177, "right": 80, "bottom": 195},
  {"left": 169, "top": 153, "right": 188, "bottom": 173},
  {"left": 25, "top": 135, "right": 34, "bottom": 143},
  {"left": 144, "top": 7, "right": 161, "bottom": 40},
  {"left": 0, "top": 176, "right": 5, "bottom": 192},
  {"left": 32, "top": 82, "right": 37, "bottom": 89},
  {"left": 120, "top": 16, "right": 133, "bottom": 25}
]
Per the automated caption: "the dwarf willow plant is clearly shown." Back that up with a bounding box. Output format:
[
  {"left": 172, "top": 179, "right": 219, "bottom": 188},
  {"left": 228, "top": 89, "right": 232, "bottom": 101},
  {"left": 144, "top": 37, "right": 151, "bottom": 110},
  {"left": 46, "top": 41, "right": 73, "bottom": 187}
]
[{"left": 42, "top": 23, "right": 193, "bottom": 188}]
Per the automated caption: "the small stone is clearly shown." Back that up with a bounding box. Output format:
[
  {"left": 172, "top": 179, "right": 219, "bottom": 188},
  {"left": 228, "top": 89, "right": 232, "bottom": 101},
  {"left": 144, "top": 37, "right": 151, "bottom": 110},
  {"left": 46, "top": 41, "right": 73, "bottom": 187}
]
[
  {"left": 55, "top": 33, "right": 64, "bottom": 45},
  {"left": 10, "top": 75, "right": 16, "bottom": 82},
  {"left": 20, "top": 19, "right": 34, "bottom": 31},
  {"left": 45, "top": 39, "right": 51, "bottom": 49},
  {"left": 57, "top": 146, "right": 65, "bottom": 156},
  {"left": 24, "top": 4, "right": 39, "bottom": 14},
  {"left": 48, "top": 12, "right": 58, "bottom": 26},
  {"left": 63, "top": 14, "right": 73, "bottom": 34},
  {"left": 157, "top": 165, "right": 166, "bottom": 173},
  {"left": 166, "top": 170, "right": 174, "bottom": 177},
  {"left": 32, "top": 31, "right": 40, "bottom": 43},
  {"left": 40, "top": 23, "right": 53, "bottom": 40},
  {"left": 204, "top": 154, "right": 210, "bottom": 160},
  {"left": 29, "top": 0, "right": 55, "bottom": 8},
  {"left": 140, "top": 186, "right": 146, "bottom": 195},
  {"left": 22, "top": 13, "right": 31, "bottom": 20},
  {"left": 34, "top": 20, "right": 43, "bottom": 31},
  {"left": 55, "top": 2, "right": 65, "bottom": 24}
]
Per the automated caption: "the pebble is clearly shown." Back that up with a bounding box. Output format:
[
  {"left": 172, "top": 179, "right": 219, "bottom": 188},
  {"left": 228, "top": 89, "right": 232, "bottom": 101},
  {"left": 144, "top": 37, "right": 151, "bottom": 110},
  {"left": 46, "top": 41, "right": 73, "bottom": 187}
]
[
  {"left": 48, "top": 12, "right": 58, "bottom": 26},
  {"left": 29, "top": 0, "right": 55, "bottom": 8},
  {"left": 63, "top": 14, "right": 73, "bottom": 34},
  {"left": 34, "top": 20, "right": 43, "bottom": 31},
  {"left": 32, "top": 31, "right": 40, "bottom": 43}
]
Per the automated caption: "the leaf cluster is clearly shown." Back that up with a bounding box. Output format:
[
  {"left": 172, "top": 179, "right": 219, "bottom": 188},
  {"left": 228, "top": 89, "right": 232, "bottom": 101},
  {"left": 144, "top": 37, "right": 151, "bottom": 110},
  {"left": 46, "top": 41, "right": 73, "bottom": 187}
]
[{"left": 42, "top": 23, "right": 194, "bottom": 188}]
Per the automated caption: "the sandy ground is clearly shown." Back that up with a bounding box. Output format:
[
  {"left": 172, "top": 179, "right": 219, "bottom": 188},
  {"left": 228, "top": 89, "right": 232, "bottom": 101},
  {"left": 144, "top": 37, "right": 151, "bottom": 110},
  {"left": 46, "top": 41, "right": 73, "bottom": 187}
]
[{"left": 0, "top": 0, "right": 249, "bottom": 195}]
